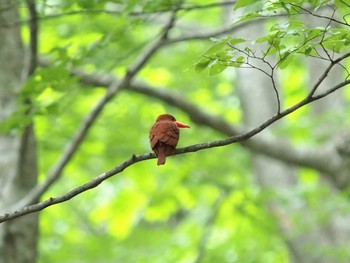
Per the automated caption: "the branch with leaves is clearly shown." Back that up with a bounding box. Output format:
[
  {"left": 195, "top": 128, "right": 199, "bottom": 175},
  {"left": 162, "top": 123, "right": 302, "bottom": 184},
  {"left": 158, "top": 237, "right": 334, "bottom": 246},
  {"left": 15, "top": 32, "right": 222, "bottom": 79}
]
[
  {"left": 2, "top": 0, "right": 350, "bottom": 223},
  {"left": 75, "top": 51, "right": 349, "bottom": 176},
  {"left": 1, "top": 49, "right": 349, "bottom": 223}
]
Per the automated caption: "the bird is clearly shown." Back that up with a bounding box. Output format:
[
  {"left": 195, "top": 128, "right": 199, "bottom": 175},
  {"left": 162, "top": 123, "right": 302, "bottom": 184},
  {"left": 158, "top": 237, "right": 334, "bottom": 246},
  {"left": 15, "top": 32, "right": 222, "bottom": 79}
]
[{"left": 149, "top": 114, "right": 190, "bottom": 165}]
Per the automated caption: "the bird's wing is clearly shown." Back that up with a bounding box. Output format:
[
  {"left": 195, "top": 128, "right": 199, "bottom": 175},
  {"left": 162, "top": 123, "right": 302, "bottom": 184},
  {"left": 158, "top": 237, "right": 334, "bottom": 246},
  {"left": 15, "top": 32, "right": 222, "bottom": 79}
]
[{"left": 150, "top": 122, "right": 179, "bottom": 149}]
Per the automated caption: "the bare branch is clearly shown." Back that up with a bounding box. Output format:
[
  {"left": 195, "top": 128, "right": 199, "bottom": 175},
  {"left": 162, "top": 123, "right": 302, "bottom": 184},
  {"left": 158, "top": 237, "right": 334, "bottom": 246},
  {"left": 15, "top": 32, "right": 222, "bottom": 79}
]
[
  {"left": 308, "top": 51, "right": 350, "bottom": 97},
  {"left": 288, "top": 3, "right": 349, "bottom": 26},
  {"left": 166, "top": 18, "right": 263, "bottom": 45},
  {"left": 0, "top": 153, "right": 152, "bottom": 222},
  {"left": 1, "top": 73, "right": 349, "bottom": 223},
  {"left": 312, "top": 78, "right": 350, "bottom": 100},
  {"left": 0, "top": 1, "right": 237, "bottom": 28}
]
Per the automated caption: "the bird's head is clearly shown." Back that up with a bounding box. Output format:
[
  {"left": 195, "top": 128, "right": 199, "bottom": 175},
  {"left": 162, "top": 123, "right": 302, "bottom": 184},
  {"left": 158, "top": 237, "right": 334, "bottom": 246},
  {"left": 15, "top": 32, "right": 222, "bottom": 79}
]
[{"left": 155, "top": 114, "right": 190, "bottom": 128}]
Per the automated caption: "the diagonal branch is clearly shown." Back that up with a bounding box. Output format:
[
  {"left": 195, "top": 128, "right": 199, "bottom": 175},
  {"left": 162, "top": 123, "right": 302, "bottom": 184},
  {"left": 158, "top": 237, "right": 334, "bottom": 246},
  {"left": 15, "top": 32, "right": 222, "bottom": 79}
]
[
  {"left": 8, "top": 9, "right": 178, "bottom": 212},
  {"left": 1, "top": 76, "right": 349, "bottom": 223},
  {"left": 288, "top": 2, "right": 349, "bottom": 27},
  {"left": 0, "top": 1, "right": 237, "bottom": 28},
  {"left": 166, "top": 18, "right": 261, "bottom": 45},
  {"left": 308, "top": 51, "right": 350, "bottom": 97},
  {"left": 129, "top": 81, "right": 341, "bottom": 174},
  {"left": 76, "top": 70, "right": 345, "bottom": 175},
  {"left": 3, "top": 6, "right": 349, "bottom": 223}
]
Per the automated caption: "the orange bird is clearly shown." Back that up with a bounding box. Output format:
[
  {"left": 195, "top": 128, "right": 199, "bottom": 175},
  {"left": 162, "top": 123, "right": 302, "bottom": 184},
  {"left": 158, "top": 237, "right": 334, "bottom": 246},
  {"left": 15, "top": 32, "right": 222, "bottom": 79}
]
[{"left": 149, "top": 114, "right": 190, "bottom": 165}]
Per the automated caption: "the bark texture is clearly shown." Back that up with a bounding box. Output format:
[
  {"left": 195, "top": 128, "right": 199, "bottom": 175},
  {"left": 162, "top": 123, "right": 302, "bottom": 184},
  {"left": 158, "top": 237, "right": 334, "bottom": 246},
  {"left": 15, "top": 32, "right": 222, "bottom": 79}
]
[{"left": 0, "top": 2, "right": 39, "bottom": 263}]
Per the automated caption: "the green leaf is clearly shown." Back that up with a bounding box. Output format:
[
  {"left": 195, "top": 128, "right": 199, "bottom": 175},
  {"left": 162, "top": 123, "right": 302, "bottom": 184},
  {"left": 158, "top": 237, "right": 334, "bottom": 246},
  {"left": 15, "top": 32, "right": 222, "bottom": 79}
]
[
  {"left": 237, "top": 56, "right": 245, "bottom": 63},
  {"left": 304, "top": 47, "right": 313, "bottom": 56},
  {"left": 228, "top": 37, "right": 246, "bottom": 46},
  {"left": 77, "top": 0, "right": 95, "bottom": 9},
  {"left": 208, "top": 62, "right": 227, "bottom": 76},
  {"left": 233, "top": 11, "right": 261, "bottom": 25},
  {"left": 208, "top": 58, "right": 219, "bottom": 68},
  {"left": 278, "top": 51, "right": 293, "bottom": 69},
  {"left": 234, "top": 0, "right": 260, "bottom": 10},
  {"left": 194, "top": 58, "right": 211, "bottom": 73},
  {"left": 255, "top": 35, "right": 269, "bottom": 44},
  {"left": 307, "top": 28, "right": 324, "bottom": 40},
  {"left": 203, "top": 41, "right": 227, "bottom": 56},
  {"left": 322, "top": 28, "right": 350, "bottom": 53},
  {"left": 280, "top": 2, "right": 290, "bottom": 14}
]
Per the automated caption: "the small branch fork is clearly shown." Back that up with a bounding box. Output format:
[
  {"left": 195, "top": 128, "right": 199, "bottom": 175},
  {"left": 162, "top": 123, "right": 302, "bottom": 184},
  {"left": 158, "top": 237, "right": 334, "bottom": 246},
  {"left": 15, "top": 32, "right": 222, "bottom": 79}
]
[
  {"left": 225, "top": 1, "right": 349, "bottom": 115},
  {"left": 227, "top": 24, "right": 346, "bottom": 115},
  {"left": 1, "top": 52, "right": 349, "bottom": 222}
]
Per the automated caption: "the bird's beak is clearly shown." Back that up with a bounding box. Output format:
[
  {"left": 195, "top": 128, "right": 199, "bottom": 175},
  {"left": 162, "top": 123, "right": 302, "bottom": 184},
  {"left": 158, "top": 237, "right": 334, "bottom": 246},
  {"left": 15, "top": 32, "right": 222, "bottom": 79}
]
[{"left": 175, "top": 121, "right": 190, "bottom": 128}]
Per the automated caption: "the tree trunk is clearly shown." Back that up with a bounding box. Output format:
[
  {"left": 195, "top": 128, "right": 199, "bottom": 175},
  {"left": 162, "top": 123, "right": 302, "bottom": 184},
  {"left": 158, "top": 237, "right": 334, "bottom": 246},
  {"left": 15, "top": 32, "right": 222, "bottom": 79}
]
[
  {"left": 0, "top": 1, "right": 39, "bottom": 263},
  {"left": 233, "top": 16, "right": 350, "bottom": 262}
]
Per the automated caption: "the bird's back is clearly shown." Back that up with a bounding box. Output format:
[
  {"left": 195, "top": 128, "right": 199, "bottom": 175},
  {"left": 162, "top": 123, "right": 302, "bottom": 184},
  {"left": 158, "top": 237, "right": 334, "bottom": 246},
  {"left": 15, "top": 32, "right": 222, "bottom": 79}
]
[{"left": 149, "top": 121, "right": 180, "bottom": 150}]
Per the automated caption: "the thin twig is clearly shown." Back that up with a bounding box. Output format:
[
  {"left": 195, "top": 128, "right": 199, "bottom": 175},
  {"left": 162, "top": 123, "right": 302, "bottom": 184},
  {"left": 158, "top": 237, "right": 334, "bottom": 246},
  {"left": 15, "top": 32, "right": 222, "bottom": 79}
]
[
  {"left": 319, "top": 8, "right": 336, "bottom": 61},
  {"left": 227, "top": 42, "right": 281, "bottom": 113},
  {"left": 288, "top": 3, "right": 349, "bottom": 26}
]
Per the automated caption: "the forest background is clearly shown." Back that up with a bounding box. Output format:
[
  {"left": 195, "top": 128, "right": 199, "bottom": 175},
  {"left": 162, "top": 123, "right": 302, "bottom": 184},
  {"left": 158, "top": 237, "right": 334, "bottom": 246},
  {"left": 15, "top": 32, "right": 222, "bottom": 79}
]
[{"left": 1, "top": 0, "right": 350, "bottom": 262}]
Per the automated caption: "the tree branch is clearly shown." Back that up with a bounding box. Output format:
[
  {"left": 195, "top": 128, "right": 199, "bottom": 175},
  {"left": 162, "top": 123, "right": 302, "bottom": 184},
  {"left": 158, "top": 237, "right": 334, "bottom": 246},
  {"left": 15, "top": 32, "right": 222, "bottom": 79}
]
[
  {"left": 7, "top": 10, "right": 178, "bottom": 212},
  {"left": 166, "top": 18, "right": 261, "bottom": 45},
  {"left": 0, "top": 153, "right": 152, "bottom": 222},
  {"left": 75, "top": 69, "right": 347, "bottom": 175},
  {"left": 1, "top": 74, "right": 349, "bottom": 223},
  {"left": 132, "top": 82, "right": 345, "bottom": 175},
  {"left": 0, "top": 1, "right": 237, "bottom": 28},
  {"left": 289, "top": 2, "right": 349, "bottom": 26},
  {"left": 3, "top": 2, "right": 349, "bottom": 223},
  {"left": 308, "top": 52, "right": 350, "bottom": 97},
  {"left": 23, "top": 0, "right": 38, "bottom": 79}
]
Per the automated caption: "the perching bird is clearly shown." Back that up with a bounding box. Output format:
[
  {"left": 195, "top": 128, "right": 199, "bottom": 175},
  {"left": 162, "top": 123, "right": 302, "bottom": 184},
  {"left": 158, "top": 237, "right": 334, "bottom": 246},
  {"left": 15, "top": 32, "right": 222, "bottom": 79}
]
[{"left": 149, "top": 114, "right": 190, "bottom": 165}]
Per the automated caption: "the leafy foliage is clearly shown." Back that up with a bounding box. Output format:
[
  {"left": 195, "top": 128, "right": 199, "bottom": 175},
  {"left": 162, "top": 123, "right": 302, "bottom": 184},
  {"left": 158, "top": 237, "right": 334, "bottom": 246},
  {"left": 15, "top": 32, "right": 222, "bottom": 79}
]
[
  {"left": 2, "top": 0, "right": 350, "bottom": 262},
  {"left": 196, "top": 0, "right": 350, "bottom": 74}
]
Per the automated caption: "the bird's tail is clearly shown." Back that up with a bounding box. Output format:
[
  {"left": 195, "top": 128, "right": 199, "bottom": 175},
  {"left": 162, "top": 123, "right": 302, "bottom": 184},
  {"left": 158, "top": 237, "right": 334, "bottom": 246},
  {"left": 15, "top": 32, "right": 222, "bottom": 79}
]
[
  {"left": 156, "top": 146, "right": 174, "bottom": 165},
  {"left": 157, "top": 153, "right": 166, "bottom": 165}
]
